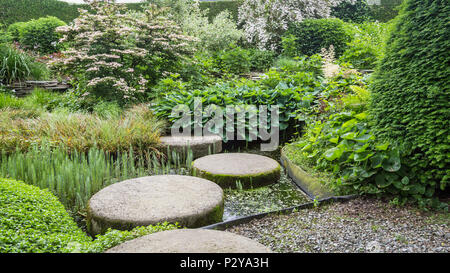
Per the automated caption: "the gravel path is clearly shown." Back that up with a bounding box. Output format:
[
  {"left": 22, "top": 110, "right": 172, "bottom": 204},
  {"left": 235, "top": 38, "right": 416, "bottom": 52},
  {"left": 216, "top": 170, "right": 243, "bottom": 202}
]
[{"left": 226, "top": 198, "right": 449, "bottom": 253}]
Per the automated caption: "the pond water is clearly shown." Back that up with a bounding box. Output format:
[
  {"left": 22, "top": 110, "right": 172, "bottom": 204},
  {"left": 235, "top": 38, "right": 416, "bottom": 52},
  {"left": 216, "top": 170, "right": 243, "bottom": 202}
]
[{"left": 221, "top": 144, "right": 311, "bottom": 221}]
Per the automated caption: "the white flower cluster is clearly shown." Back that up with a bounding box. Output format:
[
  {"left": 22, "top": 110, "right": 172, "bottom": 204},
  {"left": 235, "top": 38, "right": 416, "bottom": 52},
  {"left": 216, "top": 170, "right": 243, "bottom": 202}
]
[
  {"left": 238, "top": 0, "right": 355, "bottom": 50},
  {"left": 52, "top": 0, "right": 195, "bottom": 103}
]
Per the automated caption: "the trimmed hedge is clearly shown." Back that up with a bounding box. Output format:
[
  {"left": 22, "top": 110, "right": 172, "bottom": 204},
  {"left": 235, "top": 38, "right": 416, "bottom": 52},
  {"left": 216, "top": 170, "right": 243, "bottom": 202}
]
[
  {"left": 370, "top": 0, "right": 450, "bottom": 197},
  {"left": 285, "top": 18, "right": 353, "bottom": 58},
  {"left": 199, "top": 0, "right": 243, "bottom": 22},
  {"left": 8, "top": 16, "right": 66, "bottom": 54},
  {"left": 331, "top": 0, "right": 371, "bottom": 23},
  {"left": 0, "top": 0, "right": 78, "bottom": 26},
  {"left": 369, "top": 0, "right": 403, "bottom": 22},
  {"left": 0, "top": 178, "right": 91, "bottom": 253},
  {"left": 0, "top": 0, "right": 243, "bottom": 27}
]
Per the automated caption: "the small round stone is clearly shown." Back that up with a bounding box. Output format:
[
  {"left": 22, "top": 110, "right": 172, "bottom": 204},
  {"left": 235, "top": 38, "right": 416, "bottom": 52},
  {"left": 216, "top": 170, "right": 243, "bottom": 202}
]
[
  {"left": 87, "top": 175, "right": 224, "bottom": 236},
  {"left": 105, "top": 229, "right": 272, "bottom": 253},
  {"left": 192, "top": 153, "right": 281, "bottom": 189},
  {"left": 159, "top": 135, "right": 222, "bottom": 159}
]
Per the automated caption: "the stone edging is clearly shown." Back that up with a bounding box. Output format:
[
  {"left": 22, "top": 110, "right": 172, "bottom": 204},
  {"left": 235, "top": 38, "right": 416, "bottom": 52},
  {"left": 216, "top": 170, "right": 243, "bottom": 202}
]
[{"left": 280, "top": 146, "right": 334, "bottom": 200}]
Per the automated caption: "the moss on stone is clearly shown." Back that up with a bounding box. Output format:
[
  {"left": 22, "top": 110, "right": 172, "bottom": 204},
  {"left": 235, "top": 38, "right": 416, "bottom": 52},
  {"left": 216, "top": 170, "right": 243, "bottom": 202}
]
[
  {"left": 87, "top": 197, "right": 224, "bottom": 236},
  {"left": 280, "top": 146, "right": 333, "bottom": 199},
  {"left": 193, "top": 165, "right": 281, "bottom": 189}
]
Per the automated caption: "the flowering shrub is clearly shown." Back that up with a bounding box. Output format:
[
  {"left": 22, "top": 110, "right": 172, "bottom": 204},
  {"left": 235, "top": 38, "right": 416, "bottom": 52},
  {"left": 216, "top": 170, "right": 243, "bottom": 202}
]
[
  {"left": 154, "top": 0, "right": 243, "bottom": 52},
  {"left": 238, "top": 0, "right": 355, "bottom": 50},
  {"left": 52, "top": 0, "right": 195, "bottom": 105}
]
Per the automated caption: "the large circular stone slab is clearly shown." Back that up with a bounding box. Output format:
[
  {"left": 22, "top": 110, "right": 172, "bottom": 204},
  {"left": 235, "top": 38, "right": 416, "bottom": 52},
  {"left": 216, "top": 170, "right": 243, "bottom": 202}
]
[
  {"left": 105, "top": 229, "right": 272, "bottom": 253},
  {"left": 159, "top": 135, "right": 222, "bottom": 159},
  {"left": 192, "top": 153, "right": 281, "bottom": 189},
  {"left": 87, "top": 175, "right": 224, "bottom": 236}
]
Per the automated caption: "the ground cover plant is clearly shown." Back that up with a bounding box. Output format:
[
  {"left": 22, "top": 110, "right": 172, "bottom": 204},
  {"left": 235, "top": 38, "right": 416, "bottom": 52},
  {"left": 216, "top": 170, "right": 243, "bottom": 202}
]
[
  {"left": 152, "top": 56, "right": 325, "bottom": 141},
  {"left": 0, "top": 178, "right": 178, "bottom": 253}
]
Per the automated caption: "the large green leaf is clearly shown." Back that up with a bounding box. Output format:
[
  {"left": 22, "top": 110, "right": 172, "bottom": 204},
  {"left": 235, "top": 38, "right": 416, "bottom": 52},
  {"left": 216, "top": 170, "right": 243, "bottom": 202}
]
[
  {"left": 371, "top": 153, "right": 385, "bottom": 168},
  {"left": 375, "top": 173, "right": 392, "bottom": 188},
  {"left": 381, "top": 151, "right": 401, "bottom": 172},
  {"left": 354, "top": 151, "right": 374, "bottom": 162},
  {"left": 324, "top": 147, "right": 343, "bottom": 161},
  {"left": 341, "top": 132, "right": 357, "bottom": 140},
  {"left": 353, "top": 134, "right": 373, "bottom": 143}
]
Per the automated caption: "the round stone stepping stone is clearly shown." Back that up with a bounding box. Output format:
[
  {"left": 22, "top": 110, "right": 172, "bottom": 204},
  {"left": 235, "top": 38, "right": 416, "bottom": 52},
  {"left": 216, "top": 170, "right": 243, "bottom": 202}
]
[
  {"left": 105, "top": 229, "right": 272, "bottom": 253},
  {"left": 192, "top": 153, "right": 281, "bottom": 189},
  {"left": 159, "top": 135, "right": 222, "bottom": 159},
  {"left": 87, "top": 175, "right": 224, "bottom": 236}
]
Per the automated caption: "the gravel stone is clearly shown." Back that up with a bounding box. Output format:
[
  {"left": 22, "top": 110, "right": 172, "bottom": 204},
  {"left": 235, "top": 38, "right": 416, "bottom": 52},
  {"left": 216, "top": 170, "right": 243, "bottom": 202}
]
[{"left": 226, "top": 198, "right": 449, "bottom": 253}]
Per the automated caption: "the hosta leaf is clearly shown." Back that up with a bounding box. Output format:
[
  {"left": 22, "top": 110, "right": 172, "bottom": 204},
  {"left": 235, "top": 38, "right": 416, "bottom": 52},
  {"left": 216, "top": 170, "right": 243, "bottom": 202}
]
[
  {"left": 301, "top": 144, "right": 312, "bottom": 152},
  {"left": 355, "top": 143, "right": 370, "bottom": 153},
  {"left": 354, "top": 112, "right": 367, "bottom": 120},
  {"left": 354, "top": 134, "right": 373, "bottom": 143},
  {"left": 401, "top": 176, "right": 409, "bottom": 185},
  {"left": 382, "top": 153, "right": 401, "bottom": 172},
  {"left": 341, "top": 118, "right": 358, "bottom": 129},
  {"left": 393, "top": 179, "right": 403, "bottom": 189},
  {"left": 375, "top": 173, "right": 392, "bottom": 188},
  {"left": 354, "top": 151, "right": 374, "bottom": 162},
  {"left": 371, "top": 153, "right": 385, "bottom": 168},
  {"left": 324, "top": 147, "right": 343, "bottom": 161},
  {"left": 341, "top": 132, "right": 357, "bottom": 140}
]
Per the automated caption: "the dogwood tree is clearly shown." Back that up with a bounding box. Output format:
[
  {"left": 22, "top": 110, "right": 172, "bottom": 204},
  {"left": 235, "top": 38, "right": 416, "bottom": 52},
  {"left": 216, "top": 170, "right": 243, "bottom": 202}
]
[{"left": 53, "top": 0, "right": 195, "bottom": 104}]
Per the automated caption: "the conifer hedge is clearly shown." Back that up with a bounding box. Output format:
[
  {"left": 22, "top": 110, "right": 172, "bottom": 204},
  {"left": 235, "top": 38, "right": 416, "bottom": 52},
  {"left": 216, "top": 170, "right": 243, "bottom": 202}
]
[{"left": 370, "top": 0, "right": 449, "bottom": 199}]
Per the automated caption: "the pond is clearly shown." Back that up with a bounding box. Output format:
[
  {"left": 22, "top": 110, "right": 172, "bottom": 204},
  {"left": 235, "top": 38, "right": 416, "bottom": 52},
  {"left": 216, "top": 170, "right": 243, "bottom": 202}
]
[{"left": 220, "top": 143, "right": 311, "bottom": 221}]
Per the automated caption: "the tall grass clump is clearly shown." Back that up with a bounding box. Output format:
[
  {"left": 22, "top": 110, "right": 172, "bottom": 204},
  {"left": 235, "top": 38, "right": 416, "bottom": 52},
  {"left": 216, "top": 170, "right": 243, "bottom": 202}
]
[
  {"left": 0, "top": 144, "right": 195, "bottom": 213},
  {"left": 0, "top": 44, "right": 49, "bottom": 84},
  {"left": 0, "top": 104, "right": 165, "bottom": 154}
]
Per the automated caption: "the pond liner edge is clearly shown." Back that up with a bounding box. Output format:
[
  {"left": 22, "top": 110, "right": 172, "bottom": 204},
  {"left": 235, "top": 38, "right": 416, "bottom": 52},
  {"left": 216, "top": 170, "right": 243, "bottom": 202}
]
[
  {"left": 280, "top": 145, "right": 335, "bottom": 200},
  {"left": 201, "top": 195, "right": 357, "bottom": 231}
]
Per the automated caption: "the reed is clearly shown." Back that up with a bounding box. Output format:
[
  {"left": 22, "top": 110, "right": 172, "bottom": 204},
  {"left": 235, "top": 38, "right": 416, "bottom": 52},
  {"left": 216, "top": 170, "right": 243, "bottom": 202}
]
[{"left": 0, "top": 144, "right": 194, "bottom": 214}]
